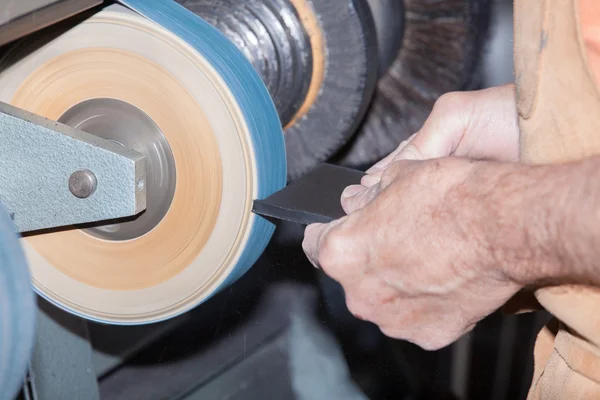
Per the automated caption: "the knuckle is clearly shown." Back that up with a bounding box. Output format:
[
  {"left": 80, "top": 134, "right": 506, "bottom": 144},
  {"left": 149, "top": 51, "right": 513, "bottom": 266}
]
[
  {"left": 434, "top": 91, "right": 471, "bottom": 113},
  {"left": 340, "top": 196, "right": 353, "bottom": 214},
  {"left": 354, "top": 186, "right": 378, "bottom": 210},
  {"left": 318, "top": 230, "right": 349, "bottom": 273},
  {"left": 345, "top": 295, "right": 369, "bottom": 320},
  {"left": 380, "top": 164, "right": 399, "bottom": 187},
  {"left": 379, "top": 160, "right": 415, "bottom": 188},
  {"left": 395, "top": 143, "right": 422, "bottom": 161},
  {"left": 379, "top": 325, "right": 404, "bottom": 340},
  {"left": 301, "top": 237, "right": 309, "bottom": 255},
  {"left": 416, "top": 335, "right": 453, "bottom": 351},
  {"left": 413, "top": 324, "right": 460, "bottom": 351}
]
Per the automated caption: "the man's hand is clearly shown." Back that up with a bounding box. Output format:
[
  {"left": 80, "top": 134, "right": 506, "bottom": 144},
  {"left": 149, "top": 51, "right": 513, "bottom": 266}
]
[
  {"left": 302, "top": 85, "right": 527, "bottom": 350},
  {"left": 303, "top": 158, "right": 527, "bottom": 350}
]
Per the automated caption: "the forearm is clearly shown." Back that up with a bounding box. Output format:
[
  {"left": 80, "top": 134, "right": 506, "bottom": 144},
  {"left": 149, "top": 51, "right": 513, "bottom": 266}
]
[{"left": 472, "top": 156, "right": 600, "bottom": 287}]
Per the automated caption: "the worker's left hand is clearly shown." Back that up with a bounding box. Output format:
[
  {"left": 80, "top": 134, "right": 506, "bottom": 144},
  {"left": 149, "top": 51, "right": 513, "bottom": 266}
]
[{"left": 302, "top": 157, "right": 523, "bottom": 350}]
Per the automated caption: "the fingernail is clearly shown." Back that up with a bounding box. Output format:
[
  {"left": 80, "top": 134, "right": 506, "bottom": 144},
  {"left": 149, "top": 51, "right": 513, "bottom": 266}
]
[
  {"left": 341, "top": 185, "right": 364, "bottom": 199},
  {"left": 361, "top": 174, "right": 380, "bottom": 187},
  {"left": 367, "top": 158, "right": 390, "bottom": 174},
  {"left": 366, "top": 165, "right": 381, "bottom": 174}
]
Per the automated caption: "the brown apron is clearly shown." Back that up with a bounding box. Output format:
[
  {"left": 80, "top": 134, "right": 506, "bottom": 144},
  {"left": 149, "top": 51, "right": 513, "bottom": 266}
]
[{"left": 514, "top": 0, "right": 600, "bottom": 398}]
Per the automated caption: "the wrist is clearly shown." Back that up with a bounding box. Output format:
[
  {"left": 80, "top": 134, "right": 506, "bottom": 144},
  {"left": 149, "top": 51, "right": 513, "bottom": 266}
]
[
  {"left": 539, "top": 156, "right": 600, "bottom": 286},
  {"left": 463, "top": 160, "right": 564, "bottom": 286},
  {"left": 478, "top": 157, "right": 600, "bottom": 287}
]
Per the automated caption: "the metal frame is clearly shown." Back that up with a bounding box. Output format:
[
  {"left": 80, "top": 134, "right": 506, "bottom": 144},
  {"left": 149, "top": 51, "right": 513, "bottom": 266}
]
[
  {"left": 0, "top": 0, "right": 103, "bottom": 47},
  {"left": 26, "top": 299, "right": 100, "bottom": 400},
  {"left": 0, "top": 101, "right": 146, "bottom": 232}
]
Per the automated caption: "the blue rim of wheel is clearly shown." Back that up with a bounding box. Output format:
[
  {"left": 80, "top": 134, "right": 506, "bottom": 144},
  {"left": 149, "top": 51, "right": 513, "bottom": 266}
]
[{"left": 31, "top": 0, "right": 286, "bottom": 325}]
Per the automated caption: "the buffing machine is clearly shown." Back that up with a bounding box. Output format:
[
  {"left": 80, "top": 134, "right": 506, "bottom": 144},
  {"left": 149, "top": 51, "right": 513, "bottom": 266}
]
[{"left": 0, "top": 1, "right": 490, "bottom": 398}]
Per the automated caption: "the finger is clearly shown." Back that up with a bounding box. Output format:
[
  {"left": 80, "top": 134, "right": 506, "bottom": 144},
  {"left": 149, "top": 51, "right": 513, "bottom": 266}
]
[
  {"left": 375, "top": 297, "right": 425, "bottom": 342},
  {"left": 378, "top": 299, "right": 468, "bottom": 351},
  {"left": 366, "top": 132, "right": 418, "bottom": 174},
  {"left": 341, "top": 184, "right": 365, "bottom": 200},
  {"left": 302, "top": 223, "right": 326, "bottom": 268},
  {"left": 341, "top": 182, "right": 381, "bottom": 214},
  {"left": 340, "top": 184, "right": 367, "bottom": 214},
  {"left": 302, "top": 218, "right": 348, "bottom": 268},
  {"left": 361, "top": 172, "right": 382, "bottom": 187},
  {"left": 375, "top": 158, "right": 424, "bottom": 190},
  {"left": 343, "top": 273, "right": 400, "bottom": 323},
  {"left": 314, "top": 218, "right": 373, "bottom": 287}
]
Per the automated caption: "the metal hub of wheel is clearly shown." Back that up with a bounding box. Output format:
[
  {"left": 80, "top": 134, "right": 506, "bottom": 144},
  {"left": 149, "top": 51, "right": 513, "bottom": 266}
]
[{"left": 59, "top": 98, "right": 176, "bottom": 241}]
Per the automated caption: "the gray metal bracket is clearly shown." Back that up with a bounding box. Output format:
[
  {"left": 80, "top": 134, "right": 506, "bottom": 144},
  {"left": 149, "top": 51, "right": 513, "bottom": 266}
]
[
  {"left": 0, "top": 0, "right": 103, "bottom": 47},
  {"left": 0, "top": 101, "right": 146, "bottom": 233},
  {"left": 27, "top": 299, "right": 100, "bottom": 400}
]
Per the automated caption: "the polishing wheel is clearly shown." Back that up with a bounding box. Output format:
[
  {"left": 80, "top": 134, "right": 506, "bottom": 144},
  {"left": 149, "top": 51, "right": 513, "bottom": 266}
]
[
  {"left": 178, "top": 0, "right": 379, "bottom": 180},
  {"left": 0, "top": 1, "right": 286, "bottom": 324}
]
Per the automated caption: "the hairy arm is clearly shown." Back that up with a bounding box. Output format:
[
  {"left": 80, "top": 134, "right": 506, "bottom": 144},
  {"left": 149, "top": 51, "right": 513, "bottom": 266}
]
[{"left": 490, "top": 156, "right": 600, "bottom": 288}]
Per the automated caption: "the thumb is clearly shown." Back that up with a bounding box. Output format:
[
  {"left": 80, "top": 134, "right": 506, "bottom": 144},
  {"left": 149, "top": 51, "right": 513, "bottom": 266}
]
[
  {"left": 395, "top": 91, "right": 474, "bottom": 161},
  {"left": 363, "top": 91, "right": 474, "bottom": 187}
]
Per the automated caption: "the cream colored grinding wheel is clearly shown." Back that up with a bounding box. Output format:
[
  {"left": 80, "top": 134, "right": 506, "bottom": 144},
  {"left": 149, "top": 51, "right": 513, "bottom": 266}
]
[{"left": 0, "top": 4, "right": 286, "bottom": 324}]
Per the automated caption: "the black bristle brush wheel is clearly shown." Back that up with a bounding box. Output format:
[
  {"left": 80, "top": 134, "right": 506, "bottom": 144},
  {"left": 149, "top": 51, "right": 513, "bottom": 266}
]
[
  {"left": 335, "top": 0, "right": 493, "bottom": 169},
  {"left": 178, "top": 0, "right": 379, "bottom": 181}
]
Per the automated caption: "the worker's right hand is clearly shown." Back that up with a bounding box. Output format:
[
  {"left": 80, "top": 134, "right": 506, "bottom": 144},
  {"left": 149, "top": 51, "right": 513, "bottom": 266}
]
[{"left": 363, "top": 84, "right": 519, "bottom": 185}]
